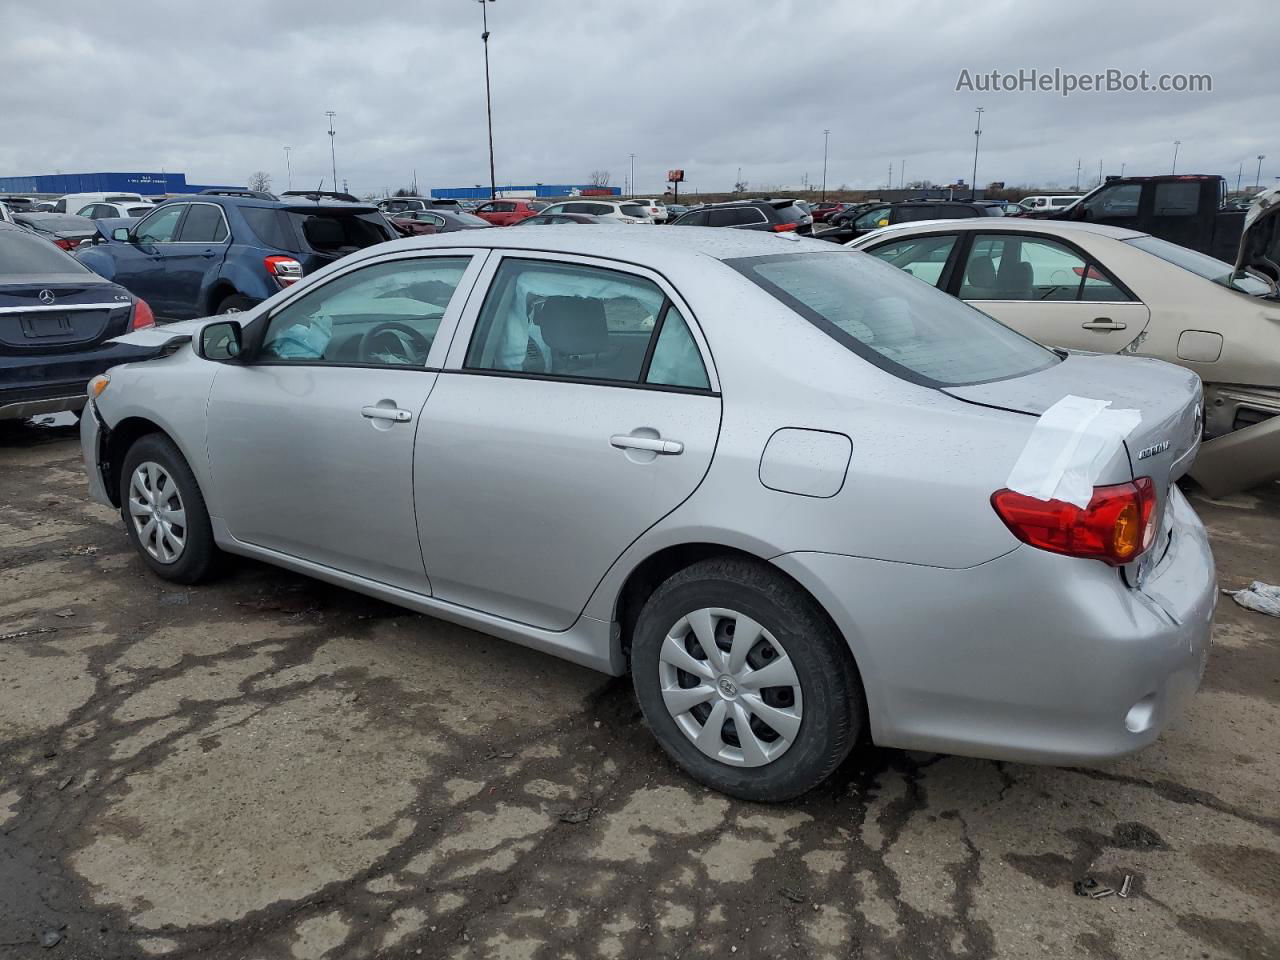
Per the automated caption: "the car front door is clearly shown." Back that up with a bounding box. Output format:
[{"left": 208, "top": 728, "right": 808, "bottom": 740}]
[
  {"left": 951, "top": 232, "right": 1150, "bottom": 352},
  {"left": 415, "top": 251, "right": 722, "bottom": 630},
  {"left": 204, "top": 250, "right": 487, "bottom": 592},
  {"left": 121, "top": 203, "right": 188, "bottom": 319}
]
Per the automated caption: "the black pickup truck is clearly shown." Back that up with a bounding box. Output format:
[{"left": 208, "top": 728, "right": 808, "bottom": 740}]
[{"left": 1036, "top": 174, "right": 1244, "bottom": 262}]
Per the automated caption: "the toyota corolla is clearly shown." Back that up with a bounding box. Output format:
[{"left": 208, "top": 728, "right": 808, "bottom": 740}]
[{"left": 80, "top": 227, "right": 1214, "bottom": 801}]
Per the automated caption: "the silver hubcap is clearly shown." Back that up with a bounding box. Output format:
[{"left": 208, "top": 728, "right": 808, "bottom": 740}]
[
  {"left": 658, "top": 607, "right": 803, "bottom": 767},
  {"left": 128, "top": 461, "right": 186, "bottom": 564}
]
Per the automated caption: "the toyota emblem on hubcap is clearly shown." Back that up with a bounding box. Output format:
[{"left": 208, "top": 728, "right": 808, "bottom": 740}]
[
  {"left": 718, "top": 677, "right": 738, "bottom": 698},
  {"left": 38, "top": 289, "right": 55, "bottom": 305}
]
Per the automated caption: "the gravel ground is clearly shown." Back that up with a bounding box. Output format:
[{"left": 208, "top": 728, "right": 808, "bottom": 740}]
[{"left": 1, "top": 417, "right": 1277, "bottom": 960}]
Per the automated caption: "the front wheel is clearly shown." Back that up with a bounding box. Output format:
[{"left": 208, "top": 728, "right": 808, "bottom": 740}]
[
  {"left": 631, "top": 558, "right": 864, "bottom": 802},
  {"left": 119, "top": 433, "right": 221, "bottom": 584}
]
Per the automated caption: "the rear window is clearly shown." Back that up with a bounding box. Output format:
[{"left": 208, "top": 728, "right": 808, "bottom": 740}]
[
  {"left": 0, "top": 227, "right": 90, "bottom": 276},
  {"left": 127, "top": 206, "right": 153, "bottom": 217},
  {"left": 775, "top": 203, "right": 807, "bottom": 224},
  {"left": 529, "top": 202, "right": 548, "bottom": 211},
  {"left": 15, "top": 214, "right": 90, "bottom": 231},
  {"left": 451, "top": 212, "right": 491, "bottom": 227},
  {"left": 1125, "top": 235, "right": 1273, "bottom": 297},
  {"left": 726, "top": 251, "right": 1058, "bottom": 387},
  {"left": 242, "top": 207, "right": 390, "bottom": 254},
  {"left": 619, "top": 205, "right": 648, "bottom": 218}
]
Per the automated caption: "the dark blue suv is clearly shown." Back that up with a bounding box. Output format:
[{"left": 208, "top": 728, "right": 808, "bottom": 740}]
[{"left": 76, "top": 190, "right": 398, "bottom": 321}]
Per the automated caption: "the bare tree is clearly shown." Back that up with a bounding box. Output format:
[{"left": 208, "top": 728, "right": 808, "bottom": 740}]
[
  {"left": 589, "top": 170, "right": 611, "bottom": 188},
  {"left": 248, "top": 171, "right": 272, "bottom": 193}
]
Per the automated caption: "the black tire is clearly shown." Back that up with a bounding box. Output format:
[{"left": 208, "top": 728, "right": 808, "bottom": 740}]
[
  {"left": 118, "top": 432, "right": 221, "bottom": 584},
  {"left": 215, "top": 294, "right": 255, "bottom": 314},
  {"left": 631, "top": 557, "right": 864, "bottom": 802}
]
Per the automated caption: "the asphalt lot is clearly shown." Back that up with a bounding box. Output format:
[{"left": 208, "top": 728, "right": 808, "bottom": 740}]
[{"left": 1, "top": 417, "right": 1277, "bottom": 960}]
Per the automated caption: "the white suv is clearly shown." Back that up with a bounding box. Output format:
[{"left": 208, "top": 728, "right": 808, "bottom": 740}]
[
  {"left": 629, "top": 198, "right": 669, "bottom": 222},
  {"left": 539, "top": 200, "right": 654, "bottom": 223}
]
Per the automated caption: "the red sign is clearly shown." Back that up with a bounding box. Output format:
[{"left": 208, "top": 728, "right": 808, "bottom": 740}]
[{"left": 667, "top": 169, "right": 684, "bottom": 183}]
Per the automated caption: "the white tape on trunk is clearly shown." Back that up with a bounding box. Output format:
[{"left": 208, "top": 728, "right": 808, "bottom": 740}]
[{"left": 1006, "top": 395, "right": 1141, "bottom": 508}]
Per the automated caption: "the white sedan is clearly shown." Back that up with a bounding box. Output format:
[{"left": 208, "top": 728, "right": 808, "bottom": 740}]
[{"left": 849, "top": 218, "right": 1280, "bottom": 496}]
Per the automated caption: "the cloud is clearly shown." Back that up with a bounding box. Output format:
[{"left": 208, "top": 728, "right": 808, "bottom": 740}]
[{"left": 0, "top": 0, "right": 1271, "bottom": 196}]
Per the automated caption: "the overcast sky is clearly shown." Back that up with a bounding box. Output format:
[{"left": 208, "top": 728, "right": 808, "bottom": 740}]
[{"left": 1, "top": 0, "right": 1274, "bottom": 196}]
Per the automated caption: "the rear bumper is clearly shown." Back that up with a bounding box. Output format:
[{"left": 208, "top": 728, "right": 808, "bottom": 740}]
[
  {"left": 0, "top": 341, "right": 155, "bottom": 421},
  {"left": 772, "top": 486, "right": 1215, "bottom": 764}
]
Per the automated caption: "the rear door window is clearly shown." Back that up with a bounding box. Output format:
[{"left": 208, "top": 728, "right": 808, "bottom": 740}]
[
  {"left": 1152, "top": 182, "right": 1199, "bottom": 216},
  {"left": 177, "top": 204, "right": 228, "bottom": 242},
  {"left": 728, "top": 250, "right": 1057, "bottom": 387},
  {"left": 709, "top": 208, "right": 764, "bottom": 227},
  {"left": 959, "top": 234, "right": 1128, "bottom": 302}
]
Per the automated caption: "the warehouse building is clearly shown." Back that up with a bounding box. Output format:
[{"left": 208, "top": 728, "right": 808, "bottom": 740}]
[
  {"left": 431, "top": 183, "right": 621, "bottom": 200},
  {"left": 0, "top": 171, "right": 244, "bottom": 198}
]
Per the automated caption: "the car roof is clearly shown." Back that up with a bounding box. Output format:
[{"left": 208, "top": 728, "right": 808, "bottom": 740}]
[
  {"left": 858, "top": 217, "right": 1148, "bottom": 241},
  {"left": 346, "top": 223, "right": 832, "bottom": 266}
]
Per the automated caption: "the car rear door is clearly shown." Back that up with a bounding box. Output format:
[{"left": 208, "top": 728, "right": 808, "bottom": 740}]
[
  {"left": 205, "top": 250, "right": 488, "bottom": 592},
  {"left": 415, "top": 250, "right": 721, "bottom": 630},
  {"left": 950, "top": 231, "right": 1150, "bottom": 352}
]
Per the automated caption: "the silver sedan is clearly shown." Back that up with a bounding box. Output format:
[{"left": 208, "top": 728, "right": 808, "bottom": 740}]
[{"left": 81, "top": 227, "right": 1214, "bottom": 800}]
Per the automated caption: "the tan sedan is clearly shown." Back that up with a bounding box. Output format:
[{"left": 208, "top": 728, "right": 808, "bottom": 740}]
[{"left": 850, "top": 218, "right": 1280, "bottom": 496}]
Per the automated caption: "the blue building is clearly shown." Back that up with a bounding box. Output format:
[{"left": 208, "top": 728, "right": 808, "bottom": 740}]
[
  {"left": 431, "top": 184, "right": 621, "bottom": 200},
  {"left": 0, "top": 171, "right": 245, "bottom": 197}
]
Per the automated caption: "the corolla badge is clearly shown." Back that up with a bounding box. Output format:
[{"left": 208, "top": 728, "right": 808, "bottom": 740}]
[
  {"left": 1136, "top": 440, "right": 1170, "bottom": 460},
  {"left": 38, "top": 289, "right": 55, "bottom": 305}
]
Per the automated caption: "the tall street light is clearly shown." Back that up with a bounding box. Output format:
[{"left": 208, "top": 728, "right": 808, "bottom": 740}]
[
  {"left": 630, "top": 153, "right": 636, "bottom": 196},
  {"left": 821, "top": 129, "right": 829, "bottom": 202},
  {"left": 970, "top": 107, "right": 984, "bottom": 200},
  {"left": 1172, "top": 140, "right": 1181, "bottom": 174},
  {"left": 325, "top": 112, "right": 338, "bottom": 192},
  {"left": 1257, "top": 155, "right": 1267, "bottom": 191},
  {"left": 478, "top": 0, "right": 497, "bottom": 201},
  {"left": 283, "top": 146, "right": 292, "bottom": 191}
]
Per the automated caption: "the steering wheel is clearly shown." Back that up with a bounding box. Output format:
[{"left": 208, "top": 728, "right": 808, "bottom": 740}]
[{"left": 358, "top": 321, "right": 432, "bottom": 364}]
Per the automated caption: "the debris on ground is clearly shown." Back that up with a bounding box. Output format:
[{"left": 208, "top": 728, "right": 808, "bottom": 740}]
[
  {"left": 1073, "top": 876, "right": 1115, "bottom": 898},
  {"left": 1224, "top": 581, "right": 1280, "bottom": 617},
  {"left": 53, "top": 609, "right": 76, "bottom": 618},
  {"left": 0, "top": 627, "right": 58, "bottom": 641},
  {"left": 56, "top": 776, "right": 73, "bottom": 792},
  {"left": 779, "top": 887, "right": 806, "bottom": 904},
  {"left": 1119, "top": 875, "right": 1133, "bottom": 898},
  {"left": 559, "top": 809, "right": 591, "bottom": 824},
  {"left": 60, "top": 545, "right": 99, "bottom": 557},
  {"left": 159, "top": 592, "right": 190, "bottom": 607},
  {"left": 39, "top": 928, "right": 64, "bottom": 948}
]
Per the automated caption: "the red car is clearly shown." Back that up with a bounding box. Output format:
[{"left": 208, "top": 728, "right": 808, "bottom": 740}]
[
  {"left": 472, "top": 199, "right": 547, "bottom": 226},
  {"left": 812, "top": 202, "right": 851, "bottom": 223}
]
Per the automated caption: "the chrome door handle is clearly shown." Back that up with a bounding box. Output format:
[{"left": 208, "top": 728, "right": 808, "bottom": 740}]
[
  {"left": 610, "top": 434, "right": 683, "bottom": 455},
  {"left": 1081, "top": 318, "right": 1127, "bottom": 331},
  {"left": 361, "top": 405, "right": 412, "bottom": 422}
]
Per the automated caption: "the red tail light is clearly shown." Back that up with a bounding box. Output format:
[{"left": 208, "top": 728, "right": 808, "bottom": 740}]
[
  {"left": 264, "top": 255, "right": 303, "bottom": 287},
  {"left": 130, "top": 298, "right": 155, "bottom": 330},
  {"left": 771, "top": 223, "right": 798, "bottom": 232},
  {"left": 991, "top": 478, "right": 1157, "bottom": 565},
  {"left": 54, "top": 237, "right": 76, "bottom": 251}
]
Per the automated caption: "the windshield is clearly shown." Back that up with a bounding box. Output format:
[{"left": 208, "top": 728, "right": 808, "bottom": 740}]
[
  {"left": 1125, "top": 234, "right": 1273, "bottom": 296},
  {"left": 727, "top": 251, "right": 1059, "bottom": 387},
  {"left": 0, "top": 228, "right": 91, "bottom": 276},
  {"left": 620, "top": 205, "right": 648, "bottom": 218}
]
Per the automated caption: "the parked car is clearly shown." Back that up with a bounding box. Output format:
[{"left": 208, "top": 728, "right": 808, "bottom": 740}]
[
  {"left": 827, "top": 201, "right": 884, "bottom": 227},
  {"left": 50, "top": 192, "right": 146, "bottom": 214},
  {"left": 390, "top": 210, "right": 493, "bottom": 235},
  {"left": 0, "top": 202, "right": 12, "bottom": 225},
  {"left": 74, "top": 200, "right": 157, "bottom": 220},
  {"left": 0, "top": 195, "right": 38, "bottom": 213},
  {"left": 515, "top": 213, "right": 613, "bottom": 225},
  {"left": 537, "top": 200, "right": 652, "bottom": 223},
  {"left": 13, "top": 212, "right": 98, "bottom": 251},
  {"left": 629, "top": 198, "right": 669, "bottom": 222},
  {"left": 75, "top": 190, "right": 398, "bottom": 321},
  {"left": 33, "top": 201, "right": 59, "bottom": 212},
  {"left": 1019, "top": 195, "right": 1083, "bottom": 213},
  {"left": 814, "top": 199, "right": 1005, "bottom": 243},
  {"left": 849, "top": 216, "right": 1280, "bottom": 495},
  {"left": 0, "top": 221, "right": 156, "bottom": 421},
  {"left": 1036, "top": 175, "right": 1244, "bottom": 262},
  {"left": 376, "top": 196, "right": 463, "bottom": 215},
  {"left": 79, "top": 227, "right": 1213, "bottom": 800},
  {"left": 812, "top": 202, "right": 853, "bottom": 223},
  {"left": 665, "top": 204, "right": 690, "bottom": 220},
  {"left": 471, "top": 199, "right": 548, "bottom": 226},
  {"left": 670, "top": 198, "right": 811, "bottom": 232}
]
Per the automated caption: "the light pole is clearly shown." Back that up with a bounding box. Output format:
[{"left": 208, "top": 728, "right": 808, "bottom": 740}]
[
  {"left": 283, "top": 146, "right": 292, "bottom": 191},
  {"left": 1172, "top": 140, "right": 1181, "bottom": 174},
  {"left": 821, "top": 129, "right": 829, "bottom": 202},
  {"left": 325, "top": 112, "right": 337, "bottom": 192},
  {"left": 630, "top": 153, "right": 636, "bottom": 196},
  {"left": 970, "top": 107, "right": 983, "bottom": 200},
  {"left": 1075, "top": 158, "right": 1081, "bottom": 192},
  {"left": 478, "top": 0, "right": 497, "bottom": 201},
  {"left": 1257, "top": 155, "right": 1267, "bottom": 191},
  {"left": 1236, "top": 161, "right": 1243, "bottom": 196},
  {"left": 1120, "top": 161, "right": 1126, "bottom": 177}
]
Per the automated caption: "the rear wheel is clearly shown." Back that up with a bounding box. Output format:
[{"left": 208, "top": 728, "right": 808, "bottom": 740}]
[
  {"left": 631, "top": 558, "right": 863, "bottom": 802},
  {"left": 119, "top": 433, "right": 220, "bottom": 583},
  {"left": 216, "top": 294, "right": 254, "bottom": 314}
]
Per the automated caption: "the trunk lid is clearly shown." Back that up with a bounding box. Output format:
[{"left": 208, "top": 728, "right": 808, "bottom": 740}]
[
  {"left": 945, "top": 352, "right": 1203, "bottom": 575},
  {"left": 0, "top": 279, "right": 133, "bottom": 355}
]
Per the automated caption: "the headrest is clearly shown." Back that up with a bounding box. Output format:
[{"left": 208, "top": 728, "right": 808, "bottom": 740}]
[{"left": 537, "top": 296, "right": 609, "bottom": 355}]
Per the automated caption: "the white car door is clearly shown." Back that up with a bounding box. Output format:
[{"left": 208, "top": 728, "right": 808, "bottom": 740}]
[
  {"left": 414, "top": 251, "right": 722, "bottom": 630},
  {"left": 953, "top": 232, "right": 1151, "bottom": 352},
  {"left": 205, "top": 250, "right": 487, "bottom": 593}
]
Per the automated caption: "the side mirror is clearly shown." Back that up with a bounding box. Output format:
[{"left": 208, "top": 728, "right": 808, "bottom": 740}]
[
  {"left": 112, "top": 227, "right": 131, "bottom": 242},
  {"left": 199, "top": 320, "right": 243, "bottom": 362}
]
